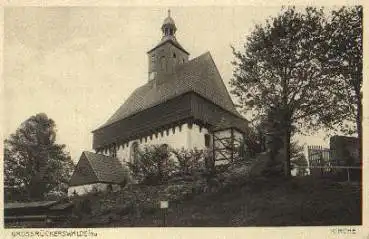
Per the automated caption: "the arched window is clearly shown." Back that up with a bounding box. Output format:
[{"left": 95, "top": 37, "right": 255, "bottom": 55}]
[{"left": 130, "top": 142, "right": 139, "bottom": 164}]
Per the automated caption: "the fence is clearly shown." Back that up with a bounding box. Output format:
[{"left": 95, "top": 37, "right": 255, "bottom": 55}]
[{"left": 306, "top": 145, "right": 361, "bottom": 182}]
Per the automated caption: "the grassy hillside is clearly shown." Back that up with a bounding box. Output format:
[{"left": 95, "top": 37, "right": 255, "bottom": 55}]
[{"left": 64, "top": 176, "right": 361, "bottom": 227}]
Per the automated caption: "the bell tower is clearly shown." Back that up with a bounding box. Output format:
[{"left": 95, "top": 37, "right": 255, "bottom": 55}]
[{"left": 147, "top": 10, "right": 189, "bottom": 81}]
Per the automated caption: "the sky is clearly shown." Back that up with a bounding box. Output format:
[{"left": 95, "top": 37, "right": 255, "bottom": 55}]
[{"left": 4, "top": 6, "right": 333, "bottom": 162}]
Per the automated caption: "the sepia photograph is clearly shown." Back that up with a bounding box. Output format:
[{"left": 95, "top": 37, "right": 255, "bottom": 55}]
[{"left": 2, "top": 4, "right": 363, "bottom": 231}]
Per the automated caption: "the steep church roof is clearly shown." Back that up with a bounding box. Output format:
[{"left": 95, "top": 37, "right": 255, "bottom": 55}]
[
  {"left": 69, "top": 151, "right": 128, "bottom": 187},
  {"left": 96, "top": 52, "right": 242, "bottom": 130}
]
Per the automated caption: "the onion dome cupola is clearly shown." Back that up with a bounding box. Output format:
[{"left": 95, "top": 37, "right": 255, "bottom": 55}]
[
  {"left": 147, "top": 9, "right": 189, "bottom": 81},
  {"left": 161, "top": 10, "right": 177, "bottom": 39}
]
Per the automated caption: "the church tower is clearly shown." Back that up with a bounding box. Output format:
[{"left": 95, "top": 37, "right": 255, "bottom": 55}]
[
  {"left": 147, "top": 10, "right": 189, "bottom": 81},
  {"left": 92, "top": 10, "right": 249, "bottom": 168}
]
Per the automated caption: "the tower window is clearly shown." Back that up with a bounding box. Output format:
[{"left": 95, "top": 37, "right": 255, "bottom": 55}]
[{"left": 173, "top": 53, "right": 176, "bottom": 58}]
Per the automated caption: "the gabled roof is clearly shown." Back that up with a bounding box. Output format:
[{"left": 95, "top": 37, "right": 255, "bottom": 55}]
[
  {"left": 96, "top": 52, "right": 242, "bottom": 131},
  {"left": 69, "top": 151, "right": 127, "bottom": 186}
]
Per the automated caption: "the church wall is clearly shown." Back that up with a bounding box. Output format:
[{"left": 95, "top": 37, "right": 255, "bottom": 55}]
[
  {"left": 68, "top": 183, "right": 120, "bottom": 197},
  {"left": 103, "top": 122, "right": 210, "bottom": 166}
]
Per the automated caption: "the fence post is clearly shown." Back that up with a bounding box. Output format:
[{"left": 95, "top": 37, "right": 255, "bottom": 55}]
[{"left": 346, "top": 168, "right": 350, "bottom": 182}]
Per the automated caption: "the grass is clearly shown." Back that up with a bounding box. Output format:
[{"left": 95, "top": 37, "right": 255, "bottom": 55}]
[{"left": 67, "top": 176, "right": 361, "bottom": 227}]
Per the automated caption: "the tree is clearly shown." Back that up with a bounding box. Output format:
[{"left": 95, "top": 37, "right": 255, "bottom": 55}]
[
  {"left": 127, "top": 144, "right": 175, "bottom": 185},
  {"left": 171, "top": 148, "right": 205, "bottom": 176},
  {"left": 4, "top": 113, "right": 74, "bottom": 201},
  {"left": 290, "top": 142, "right": 308, "bottom": 176},
  {"left": 231, "top": 7, "right": 334, "bottom": 177},
  {"left": 324, "top": 6, "right": 363, "bottom": 160}
]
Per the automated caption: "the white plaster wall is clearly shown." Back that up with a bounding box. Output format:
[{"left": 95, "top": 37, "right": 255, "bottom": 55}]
[
  {"left": 98, "top": 124, "right": 247, "bottom": 168},
  {"left": 68, "top": 183, "right": 112, "bottom": 197},
  {"left": 114, "top": 123, "right": 210, "bottom": 166}
]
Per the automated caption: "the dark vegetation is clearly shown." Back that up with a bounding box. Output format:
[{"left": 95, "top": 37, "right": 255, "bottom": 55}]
[
  {"left": 231, "top": 6, "right": 362, "bottom": 176},
  {"left": 61, "top": 146, "right": 361, "bottom": 227},
  {"left": 64, "top": 168, "right": 361, "bottom": 227},
  {"left": 4, "top": 113, "right": 74, "bottom": 202}
]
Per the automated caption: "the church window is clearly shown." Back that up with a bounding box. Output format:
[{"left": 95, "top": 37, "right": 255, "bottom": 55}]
[
  {"left": 130, "top": 142, "right": 139, "bottom": 164},
  {"left": 173, "top": 53, "right": 176, "bottom": 58},
  {"left": 205, "top": 134, "right": 211, "bottom": 147}
]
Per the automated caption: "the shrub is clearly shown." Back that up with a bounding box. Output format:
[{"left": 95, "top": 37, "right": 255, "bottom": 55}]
[
  {"left": 127, "top": 144, "right": 176, "bottom": 185},
  {"left": 171, "top": 148, "right": 206, "bottom": 176}
]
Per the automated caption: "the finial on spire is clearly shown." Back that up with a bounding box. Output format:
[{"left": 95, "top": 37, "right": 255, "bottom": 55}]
[{"left": 168, "top": 9, "right": 171, "bottom": 17}]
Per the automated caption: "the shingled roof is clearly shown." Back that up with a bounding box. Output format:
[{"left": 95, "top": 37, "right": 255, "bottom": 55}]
[
  {"left": 96, "top": 52, "right": 242, "bottom": 130},
  {"left": 69, "top": 151, "right": 128, "bottom": 187}
]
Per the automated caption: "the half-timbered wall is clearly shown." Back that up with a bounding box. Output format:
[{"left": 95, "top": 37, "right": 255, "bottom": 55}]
[{"left": 213, "top": 128, "right": 244, "bottom": 165}]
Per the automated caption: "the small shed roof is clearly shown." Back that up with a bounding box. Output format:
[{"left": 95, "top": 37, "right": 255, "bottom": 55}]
[
  {"left": 69, "top": 151, "right": 128, "bottom": 187},
  {"left": 5, "top": 201, "right": 57, "bottom": 210}
]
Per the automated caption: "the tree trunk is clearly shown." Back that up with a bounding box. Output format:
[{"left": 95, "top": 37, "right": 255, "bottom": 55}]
[
  {"left": 283, "top": 127, "right": 292, "bottom": 177},
  {"left": 356, "top": 94, "right": 362, "bottom": 165}
]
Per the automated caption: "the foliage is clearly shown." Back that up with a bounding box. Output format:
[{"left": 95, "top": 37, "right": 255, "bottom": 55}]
[
  {"left": 323, "top": 6, "right": 363, "bottom": 158},
  {"left": 171, "top": 147, "right": 205, "bottom": 175},
  {"left": 230, "top": 6, "right": 361, "bottom": 176},
  {"left": 127, "top": 144, "right": 176, "bottom": 185},
  {"left": 4, "top": 113, "right": 74, "bottom": 201},
  {"left": 290, "top": 142, "right": 308, "bottom": 176}
]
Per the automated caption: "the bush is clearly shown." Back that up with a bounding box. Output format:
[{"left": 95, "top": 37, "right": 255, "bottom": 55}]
[
  {"left": 127, "top": 144, "right": 176, "bottom": 185},
  {"left": 171, "top": 148, "right": 206, "bottom": 175}
]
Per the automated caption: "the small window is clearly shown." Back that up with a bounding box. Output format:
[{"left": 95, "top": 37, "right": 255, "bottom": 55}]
[
  {"left": 173, "top": 53, "right": 176, "bottom": 58},
  {"left": 205, "top": 134, "right": 211, "bottom": 147},
  {"left": 130, "top": 142, "right": 139, "bottom": 164}
]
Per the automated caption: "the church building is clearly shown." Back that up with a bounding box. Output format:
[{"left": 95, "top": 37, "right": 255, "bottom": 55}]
[{"left": 91, "top": 10, "right": 249, "bottom": 166}]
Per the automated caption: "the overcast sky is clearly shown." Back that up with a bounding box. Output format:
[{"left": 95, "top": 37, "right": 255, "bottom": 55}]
[{"left": 4, "top": 6, "right": 333, "bottom": 162}]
